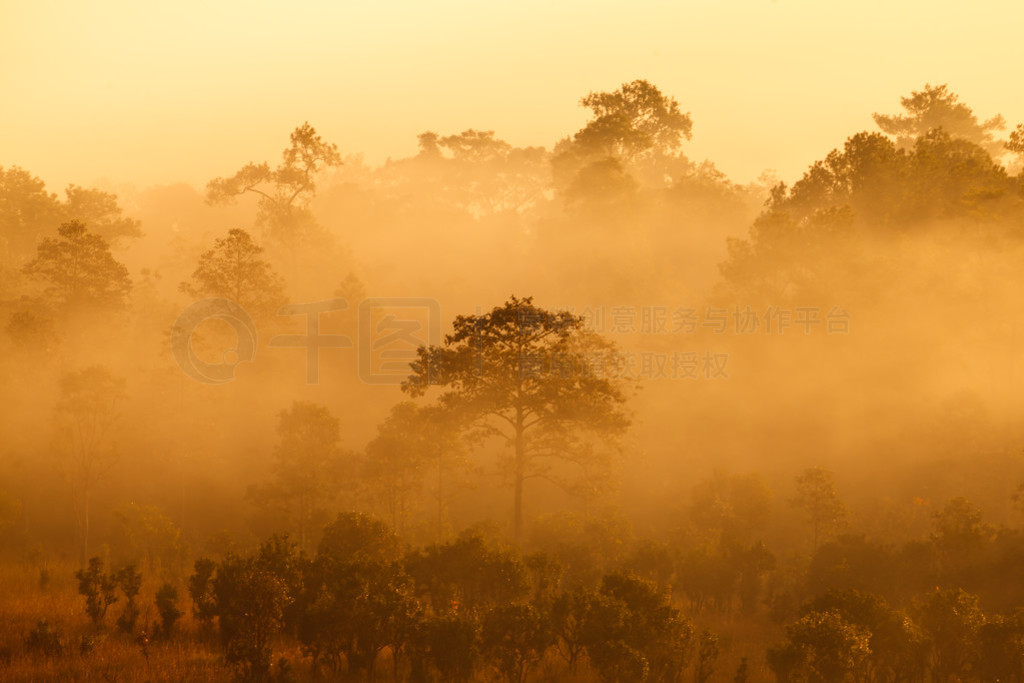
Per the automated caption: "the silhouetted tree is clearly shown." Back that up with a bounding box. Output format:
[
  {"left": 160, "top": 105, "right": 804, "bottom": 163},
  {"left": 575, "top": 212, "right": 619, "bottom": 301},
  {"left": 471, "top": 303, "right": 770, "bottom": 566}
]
[
  {"left": 549, "top": 587, "right": 595, "bottom": 673},
  {"left": 690, "top": 470, "right": 773, "bottom": 544},
  {"left": 411, "top": 611, "right": 480, "bottom": 683},
  {"left": 718, "top": 123, "right": 1018, "bottom": 304},
  {"left": 365, "top": 401, "right": 469, "bottom": 541},
  {"left": 0, "top": 168, "right": 139, "bottom": 264},
  {"left": 779, "top": 610, "right": 871, "bottom": 683},
  {"left": 807, "top": 534, "right": 899, "bottom": 598},
  {"left": 110, "top": 502, "right": 184, "bottom": 573},
  {"left": 405, "top": 531, "right": 528, "bottom": 614},
  {"left": 726, "top": 540, "right": 776, "bottom": 615},
  {"left": 301, "top": 514, "right": 414, "bottom": 677},
  {"left": 977, "top": 615, "right": 1024, "bottom": 683},
  {"left": 791, "top": 468, "right": 847, "bottom": 552},
  {"left": 804, "top": 589, "right": 928, "bottom": 682},
  {"left": 0, "top": 166, "right": 62, "bottom": 264},
  {"left": 914, "top": 588, "right": 984, "bottom": 681},
  {"left": 695, "top": 629, "right": 720, "bottom": 683},
  {"left": 676, "top": 547, "right": 737, "bottom": 613},
  {"left": 54, "top": 365, "right": 126, "bottom": 567},
  {"left": 247, "top": 402, "right": 345, "bottom": 553},
  {"left": 206, "top": 122, "right": 341, "bottom": 252},
  {"left": 179, "top": 228, "right": 285, "bottom": 317},
  {"left": 212, "top": 539, "right": 296, "bottom": 681},
  {"left": 403, "top": 296, "right": 631, "bottom": 540},
  {"left": 115, "top": 564, "right": 143, "bottom": 634},
  {"left": 300, "top": 552, "right": 416, "bottom": 678},
  {"left": 188, "top": 557, "right": 218, "bottom": 630},
  {"left": 401, "top": 129, "right": 550, "bottom": 215},
  {"left": 155, "top": 583, "right": 183, "bottom": 637},
  {"left": 1007, "top": 123, "right": 1024, "bottom": 168},
  {"left": 480, "top": 603, "right": 554, "bottom": 683},
  {"left": 61, "top": 185, "right": 142, "bottom": 248},
  {"left": 930, "top": 496, "right": 992, "bottom": 581},
  {"left": 582, "top": 572, "right": 696, "bottom": 683},
  {"left": 554, "top": 80, "right": 694, "bottom": 192},
  {"left": 873, "top": 83, "right": 1005, "bottom": 155},
  {"left": 75, "top": 557, "right": 119, "bottom": 626},
  {"left": 318, "top": 512, "right": 401, "bottom": 563},
  {"left": 24, "top": 220, "right": 131, "bottom": 311}
]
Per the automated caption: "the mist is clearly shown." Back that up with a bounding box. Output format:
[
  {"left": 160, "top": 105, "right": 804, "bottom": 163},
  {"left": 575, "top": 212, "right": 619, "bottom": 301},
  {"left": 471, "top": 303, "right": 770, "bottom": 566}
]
[{"left": 4, "top": 17, "right": 1024, "bottom": 681}]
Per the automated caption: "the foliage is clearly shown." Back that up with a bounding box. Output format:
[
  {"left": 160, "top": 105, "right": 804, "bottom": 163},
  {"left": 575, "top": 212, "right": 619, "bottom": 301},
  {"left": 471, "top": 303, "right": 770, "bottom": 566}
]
[
  {"left": 914, "top": 588, "right": 985, "bottom": 681},
  {"left": 23, "top": 220, "right": 131, "bottom": 311},
  {"left": 25, "top": 620, "right": 65, "bottom": 658},
  {"left": 873, "top": 83, "right": 1006, "bottom": 155},
  {"left": 179, "top": 228, "right": 286, "bottom": 316},
  {"left": 114, "top": 564, "right": 143, "bottom": 634},
  {"left": 155, "top": 582, "right": 184, "bottom": 636},
  {"left": 579, "top": 572, "right": 695, "bottom": 682},
  {"left": 247, "top": 402, "right": 345, "bottom": 552},
  {"left": 212, "top": 539, "right": 297, "bottom": 681},
  {"left": 791, "top": 468, "right": 848, "bottom": 551},
  {"left": 75, "top": 557, "right": 119, "bottom": 626},
  {"left": 110, "top": 502, "right": 184, "bottom": 573},
  {"left": 396, "top": 129, "right": 550, "bottom": 216},
  {"left": 554, "top": 79, "right": 694, "bottom": 193},
  {"left": 54, "top": 365, "right": 126, "bottom": 567},
  {"left": 206, "top": 122, "right": 341, "bottom": 250},
  {"left": 405, "top": 531, "right": 528, "bottom": 614},
  {"left": 0, "top": 167, "right": 140, "bottom": 265},
  {"left": 362, "top": 400, "right": 469, "bottom": 541},
  {"left": 694, "top": 629, "right": 719, "bottom": 683},
  {"left": 480, "top": 603, "right": 554, "bottom": 683},
  {"left": 413, "top": 611, "right": 480, "bottom": 683},
  {"left": 188, "top": 557, "right": 218, "bottom": 627},
  {"left": 403, "top": 296, "right": 631, "bottom": 539},
  {"left": 690, "top": 470, "right": 773, "bottom": 544},
  {"left": 61, "top": 184, "right": 142, "bottom": 248},
  {"left": 776, "top": 610, "right": 871, "bottom": 683}
]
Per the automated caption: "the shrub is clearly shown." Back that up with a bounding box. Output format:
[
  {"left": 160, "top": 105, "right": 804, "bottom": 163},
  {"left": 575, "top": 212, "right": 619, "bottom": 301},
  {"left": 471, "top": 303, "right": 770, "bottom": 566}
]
[{"left": 25, "top": 620, "right": 64, "bottom": 657}]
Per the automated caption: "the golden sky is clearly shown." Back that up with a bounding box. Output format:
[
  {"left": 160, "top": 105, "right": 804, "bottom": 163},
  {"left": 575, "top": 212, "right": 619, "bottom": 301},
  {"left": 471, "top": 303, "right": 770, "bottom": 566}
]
[{"left": 2, "top": 0, "right": 1021, "bottom": 191}]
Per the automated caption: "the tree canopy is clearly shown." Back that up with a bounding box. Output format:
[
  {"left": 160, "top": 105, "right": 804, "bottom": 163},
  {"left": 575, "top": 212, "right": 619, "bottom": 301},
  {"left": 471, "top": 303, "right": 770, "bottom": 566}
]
[
  {"left": 179, "top": 228, "right": 286, "bottom": 316},
  {"left": 403, "top": 296, "right": 631, "bottom": 540},
  {"left": 206, "top": 122, "right": 341, "bottom": 250},
  {"left": 873, "top": 83, "right": 1006, "bottom": 156},
  {"left": 23, "top": 220, "right": 131, "bottom": 311}
]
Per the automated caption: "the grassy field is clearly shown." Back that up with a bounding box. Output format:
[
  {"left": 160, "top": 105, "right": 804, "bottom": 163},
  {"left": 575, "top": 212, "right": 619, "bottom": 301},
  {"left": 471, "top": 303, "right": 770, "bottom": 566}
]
[
  {"left": 0, "top": 560, "right": 784, "bottom": 682},
  {"left": 0, "top": 561, "right": 236, "bottom": 681}
]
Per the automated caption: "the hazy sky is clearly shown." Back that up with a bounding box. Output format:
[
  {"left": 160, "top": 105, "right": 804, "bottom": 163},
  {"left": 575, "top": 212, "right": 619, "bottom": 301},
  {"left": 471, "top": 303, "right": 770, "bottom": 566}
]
[{"left": 2, "top": 0, "right": 1021, "bottom": 192}]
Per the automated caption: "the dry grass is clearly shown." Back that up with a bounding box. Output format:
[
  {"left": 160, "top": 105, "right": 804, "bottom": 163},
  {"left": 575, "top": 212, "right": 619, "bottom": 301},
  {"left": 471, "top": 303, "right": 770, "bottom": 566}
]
[
  {"left": 0, "top": 561, "right": 783, "bottom": 681},
  {"left": 0, "top": 561, "right": 234, "bottom": 681}
]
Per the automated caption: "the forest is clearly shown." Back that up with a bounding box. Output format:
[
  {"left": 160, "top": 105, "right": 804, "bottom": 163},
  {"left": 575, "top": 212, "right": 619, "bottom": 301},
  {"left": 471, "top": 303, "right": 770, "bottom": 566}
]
[{"left": 2, "top": 79, "right": 1024, "bottom": 681}]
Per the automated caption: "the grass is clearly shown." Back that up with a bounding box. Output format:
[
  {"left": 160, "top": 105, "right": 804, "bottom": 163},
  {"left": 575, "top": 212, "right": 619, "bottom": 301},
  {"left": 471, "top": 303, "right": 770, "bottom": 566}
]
[
  {"left": 0, "top": 560, "right": 785, "bottom": 681},
  {"left": 0, "top": 561, "right": 233, "bottom": 681}
]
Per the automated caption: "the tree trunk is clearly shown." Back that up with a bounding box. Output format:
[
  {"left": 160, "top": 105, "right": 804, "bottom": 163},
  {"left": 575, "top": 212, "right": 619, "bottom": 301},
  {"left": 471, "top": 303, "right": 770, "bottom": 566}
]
[
  {"left": 437, "top": 457, "right": 444, "bottom": 543},
  {"left": 299, "top": 493, "right": 307, "bottom": 554},
  {"left": 513, "top": 417, "right": 525, "bottom": 542},
  {"left": 80, "top": 485, "right": 90, "bottom": 569}
]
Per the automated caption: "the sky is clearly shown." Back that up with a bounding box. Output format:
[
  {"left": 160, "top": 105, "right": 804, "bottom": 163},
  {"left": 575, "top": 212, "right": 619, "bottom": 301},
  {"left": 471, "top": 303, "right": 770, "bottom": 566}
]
[{"left": 1, "top": 0, "right": 1022, "bottom": 192}]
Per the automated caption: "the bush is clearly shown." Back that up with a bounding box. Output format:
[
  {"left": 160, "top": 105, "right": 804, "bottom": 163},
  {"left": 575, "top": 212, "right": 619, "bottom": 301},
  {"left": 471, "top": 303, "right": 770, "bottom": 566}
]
[
  {"left": 155, "top": 582, "right": 183, "bottom": 636},
  {"left": 75, "top": 558, "right": 119, "bottom": 626},
  {"left": 115, "top": 564, "right": 143, "bottom": 634},
  {"left": 212, "top": 539, "right": 295, "bottom": 681},
  {"left": 25, "top": 620, "right": 64, "bottom": 657},
  {"left": 188, "top": 557, "right": 217, "bottom": 628}
]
